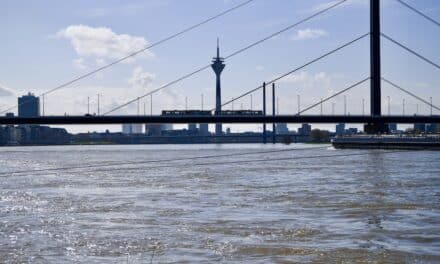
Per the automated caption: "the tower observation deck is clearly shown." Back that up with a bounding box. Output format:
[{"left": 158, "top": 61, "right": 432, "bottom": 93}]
[{"left": 211, "top": 38, "right": 225, "bottom": 136}]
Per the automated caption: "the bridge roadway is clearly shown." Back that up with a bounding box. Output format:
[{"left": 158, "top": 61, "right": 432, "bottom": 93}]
[{"left": 1, "top": 115, "right": 440, "bottom": 125}]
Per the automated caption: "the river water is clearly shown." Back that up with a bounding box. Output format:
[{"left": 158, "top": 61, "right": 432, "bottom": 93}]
[{"left": 0, "top": 144, "right": 439, "bottom": 263}]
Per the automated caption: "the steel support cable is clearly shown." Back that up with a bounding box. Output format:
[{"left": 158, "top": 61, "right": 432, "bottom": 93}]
[
  {"left": 26, "top": 150, "right": 419, "bottom": 176},
  {"left": 223, "top": 0, "right": 348, "bottom": 60},
  {"left": 381, "top": 77, "right": 440, "bottom": 112},
  {"left": 105, "top": 0, "right": 349, "bottom": 115},
  {"left": 217, "top": 33, "right": 370, "bottom": 110},
  {"left": 0, "top": 0, "right": 256, "bottom": 115},
  {"left": 104, "top": 65, "right": 211, "bottom": 115},
  {"left": 297, "top": 77, "right": 371, "bottom": 115},
  {"left": 381, "top": 33, "right": 440, "bottom": 70},
  {"left": 395, "top": 0, "right": 440, "bottom": 28},
  {"left": 0, "top": 146, "right": 329, "bottom": 176}
]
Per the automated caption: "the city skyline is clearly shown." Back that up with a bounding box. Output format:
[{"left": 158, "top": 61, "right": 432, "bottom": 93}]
[
  {"left": 1, "top": 0, "right": 439, "bottom": 133},
  {"left": 1, "top": 2, "right": 439, "bottom": 262}
]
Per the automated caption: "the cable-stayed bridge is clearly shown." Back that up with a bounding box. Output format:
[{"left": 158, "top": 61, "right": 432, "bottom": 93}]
[{"left": 1, "top": 0, "right": 439, "bottom": 133}]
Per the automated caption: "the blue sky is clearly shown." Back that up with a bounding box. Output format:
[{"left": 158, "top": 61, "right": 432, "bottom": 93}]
[{"left": 0, "top": 0, "right": 439, "bottom": 133}]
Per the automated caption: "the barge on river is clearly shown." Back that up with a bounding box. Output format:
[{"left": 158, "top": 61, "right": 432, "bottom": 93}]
[{"left": 331, "top": 135, "right": 440, "bottom": 150}]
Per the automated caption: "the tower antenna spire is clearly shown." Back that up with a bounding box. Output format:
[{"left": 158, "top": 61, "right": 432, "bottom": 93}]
[{"left": 217, "top": 37, "right": 220, "bottom": 58}]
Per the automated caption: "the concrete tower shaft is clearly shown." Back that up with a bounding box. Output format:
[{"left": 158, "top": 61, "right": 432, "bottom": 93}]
[{"left": 211, "top": 38, "right": 225, "bottom": 136}]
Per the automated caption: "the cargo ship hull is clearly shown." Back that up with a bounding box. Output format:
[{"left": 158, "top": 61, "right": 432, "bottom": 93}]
[{"left": 332, "top": 135, "right": 440, "bottom": 150}]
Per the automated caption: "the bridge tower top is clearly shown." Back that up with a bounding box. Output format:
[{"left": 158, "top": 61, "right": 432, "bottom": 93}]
[{"left": 370, "top": 0, "right": 381, "bottom": 117}]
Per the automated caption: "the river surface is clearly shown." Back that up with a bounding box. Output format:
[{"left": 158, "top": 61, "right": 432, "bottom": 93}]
[{"left": 0, "top": 144, "right": 439, "bottom": 263}]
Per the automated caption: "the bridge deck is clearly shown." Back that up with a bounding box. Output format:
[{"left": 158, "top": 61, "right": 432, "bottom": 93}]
[{"left": 0, "top": 115, "right": 439, "bottom": 125}]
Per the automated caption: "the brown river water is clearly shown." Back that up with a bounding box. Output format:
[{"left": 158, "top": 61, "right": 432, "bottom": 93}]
[{"left": 0, "top": 144, "right": 439, "bottom": 263}]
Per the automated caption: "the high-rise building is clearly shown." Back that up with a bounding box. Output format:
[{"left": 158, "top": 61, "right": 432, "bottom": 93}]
[
  {"left": 211, "top": 39, "right": 225, "bottom": 136},
  {"left": 145, "top": 124, "right": 162, "bottom": 136},
  {"left": 122, "top": 124, "right": 143, "bottom": 134},
  {"left": 335, "top": 123, "right": 346, "bottom": 135},
  {"left": 199, "top": 123, "right": 209, "bottom": 135},
  {"left": 188, "top": 123, "right": 197, "bottom": 132},
  {"left": 276, "top": 123, "right": 289, "bottom": 134},
  {"left": 18, "top": 92, "right": 40, "bottom": 117},
  {"left": 298, "top": 124, "right": 311, "bottom": 136}
]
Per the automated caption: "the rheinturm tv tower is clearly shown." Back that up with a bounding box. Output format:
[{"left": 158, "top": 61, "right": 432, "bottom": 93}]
[{"left": 211, "top": 38, "right": 225, "bottom": 136}]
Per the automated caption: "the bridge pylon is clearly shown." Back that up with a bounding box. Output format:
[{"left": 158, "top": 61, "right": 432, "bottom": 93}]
[{"left": 368, "top": 0, "right": 389, "bottom": 134}]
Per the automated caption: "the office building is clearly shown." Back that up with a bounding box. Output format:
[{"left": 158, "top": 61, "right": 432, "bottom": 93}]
[
  {"left": 335, "top": 123, "right": 346, "bottom": 135},
  {"left": 199, "top": 123, "right": 209, "bottom": 135},
  {"left": 122, "top": 124, "right": 143, "bottom": 134},
  {"left": 18, "top": 92, "right": 40, "bottom": 117},
  {"left": 276, "top": 123, "right": 289, "bottom": 134},
  {"left": 188, "top": 123, "right": 197, "bottom": 132},
  {"left": 298, "top": 124, "right": 311, "bottom": 136},
  {"left": 145, "top": 124, "right": 162, "bottom": 136}
]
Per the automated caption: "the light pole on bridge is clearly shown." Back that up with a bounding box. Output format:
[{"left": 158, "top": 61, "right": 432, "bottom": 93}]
[
  {"left": 344, "top": 95, "right": 347, "bottom": 116},
  {"left": 201, "top": 94, "right": 204, "bottom": 111},
  {"left": 362, "top": 98, "right": 365, "bottom": 116},
  {"left": 263, "top": 82, "right": 267, "bottom": 144},
  {"left": 272, "top": 83, "right": 276, "bottom": 144},
  {"left": 430, "top": 97, "right": 433, "bottom": 116},
  {"left": 387, "top": 96, "right": 391, "bottom": 116},
  {"left": 97, "top": 94, "right": 100, "bottom": 116}
]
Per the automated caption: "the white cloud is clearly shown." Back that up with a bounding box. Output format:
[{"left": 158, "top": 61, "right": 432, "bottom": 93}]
[
  {"left": 292, "top": 28, "right": 328, "bottom": 40},
  {"left": 57, "top": 25, "right": 154, "bottom": 67},
  {"left": 126, "top": 67, "right": 185, "bottom": 111},
  {"left": 73, "top": 58, "right": 87, "bottom": 70},
  {"left": 0, "top": 83, "right": 16, "bottom": 97},
  {"left": 128, "top": 67, "right": 156, "bottom": 89}
]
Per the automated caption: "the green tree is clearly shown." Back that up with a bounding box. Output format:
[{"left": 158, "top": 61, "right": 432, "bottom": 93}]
[{"left": 310, "top": 129, "right": 330, "bottom": 143}]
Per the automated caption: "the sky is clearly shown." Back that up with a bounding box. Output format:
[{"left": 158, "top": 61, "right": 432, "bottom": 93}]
[{"left": 0, "top": 0, "right": 439, "bottom": 133}]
